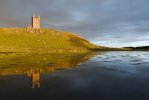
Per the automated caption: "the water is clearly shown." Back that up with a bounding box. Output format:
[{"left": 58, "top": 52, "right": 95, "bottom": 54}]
[{"left": 0, "top": 51, "right": 149, "bottom": 100}]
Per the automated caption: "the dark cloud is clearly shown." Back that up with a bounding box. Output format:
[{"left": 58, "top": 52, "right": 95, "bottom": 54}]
[{"left": 0, "top": 0, "right": 149, "bottom": 47}]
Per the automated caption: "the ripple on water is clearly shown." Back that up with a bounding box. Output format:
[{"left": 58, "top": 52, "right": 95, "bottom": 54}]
[
  {"left": 114, "top": 60, "right": 122, "bottom": 61},
  {"left": 142, "top": 62, "right": 149, "bottom": 64},
  {"left": 95, "top": 66, "right": 129, "bottom": 73},
  {"left": 120, "top": 55, "right": 128, "bottom": 57},
  {"left": 142, "top": 68, "right": 149, "bottom": 72},
  {"left": 102, "top": 60, "right": 112, "bottom": 62},
  {"left": 129, "top": 59, "right": 142, "bottom": 62},
  {"left": 91, "top": 62, "right": 97, "bottom": 63},
  {"left": 130, "top": 62, "right": 143, "bottom": 65}
]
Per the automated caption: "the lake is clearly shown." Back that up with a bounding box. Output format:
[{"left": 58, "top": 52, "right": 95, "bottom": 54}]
[{"left": 0, "top": 51, "right": 149, "bottom": 100}]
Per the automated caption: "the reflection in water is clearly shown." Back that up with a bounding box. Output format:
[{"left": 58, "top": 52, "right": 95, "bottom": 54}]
[
  {"left": 15, "top": 68, "right": 42, "bottom": 88},
  {"left": 0, "top": 52, "right": 97, "bottom": 88},
  {"left": 26, "top": 69, "right": 41, "bottom": 88},
  {"left": 0, "top": 51, "right": 149, "bottom": 100}
]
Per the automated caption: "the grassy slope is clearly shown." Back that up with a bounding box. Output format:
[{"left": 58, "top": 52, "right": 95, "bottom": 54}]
[{"left": 0, "top": 28, "right": 99, "bottom": 53}]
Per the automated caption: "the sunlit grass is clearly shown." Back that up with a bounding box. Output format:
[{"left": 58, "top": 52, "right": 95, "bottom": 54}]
[{"left": 0, "top": 28, "right": 99, "bottom": 53}]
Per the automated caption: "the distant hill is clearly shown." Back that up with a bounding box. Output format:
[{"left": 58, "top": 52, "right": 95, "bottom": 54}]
[
  {"left": 124, "top": 46, "right": 149, "bottom": 50},
  {"left": 0, "top": 28, "right": 100, "bottom": 53}
]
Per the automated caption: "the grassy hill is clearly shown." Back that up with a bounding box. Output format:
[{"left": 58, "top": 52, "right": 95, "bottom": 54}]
[{"left": 0, "top": 28, "right": 99, "bottom": 53}]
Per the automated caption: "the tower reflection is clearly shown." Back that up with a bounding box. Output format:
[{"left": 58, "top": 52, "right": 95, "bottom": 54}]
[{"left": 27, "top": 69, "right": 41, "bottom": 88}]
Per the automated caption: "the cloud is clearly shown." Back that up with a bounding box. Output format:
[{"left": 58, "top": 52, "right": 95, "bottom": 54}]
[{"left": 0, "top": 0, "right": 149, "bottom": 47}]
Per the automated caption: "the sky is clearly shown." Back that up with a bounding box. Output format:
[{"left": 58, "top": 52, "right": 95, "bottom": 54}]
[{"left": 0, "top": 0, "right": 149, "bottom": 47}]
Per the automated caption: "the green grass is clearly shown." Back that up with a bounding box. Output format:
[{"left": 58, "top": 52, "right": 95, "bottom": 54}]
[{"left": 0, "top": 28, "right": 99, "bottom": 53}]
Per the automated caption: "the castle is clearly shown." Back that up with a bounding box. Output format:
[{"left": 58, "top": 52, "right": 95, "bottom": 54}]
[
  {"left": 26, "top": 14, "right": 40, "bottom": 33},
  {"left": 32, "top": 14, "right": 40, "bottom": 29}
]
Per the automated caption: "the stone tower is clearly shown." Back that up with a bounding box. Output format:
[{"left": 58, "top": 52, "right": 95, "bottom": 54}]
[{"left": 32, "top": 14, "right": 40, "bottom": 29}]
